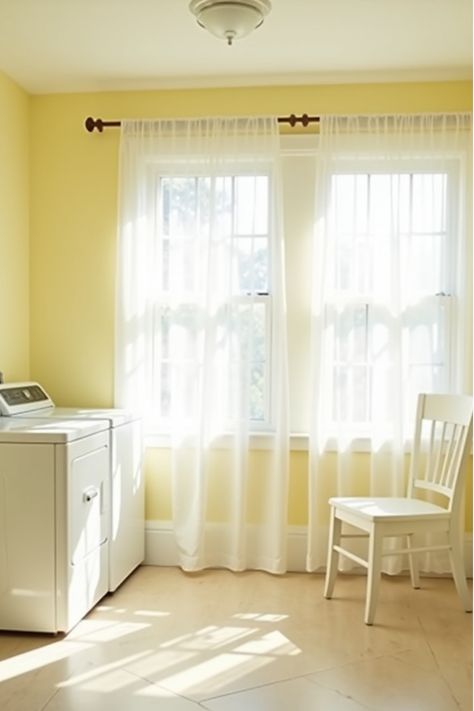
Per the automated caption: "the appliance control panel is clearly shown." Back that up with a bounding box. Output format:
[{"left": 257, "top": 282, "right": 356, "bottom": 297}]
[{"left": 0, "top": 382, "right": 54, "bottom": 416}]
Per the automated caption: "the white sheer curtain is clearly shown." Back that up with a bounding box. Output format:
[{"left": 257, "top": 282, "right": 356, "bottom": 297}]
[
  {"left": 116, "top": 117, "right": 289, "bottom": 573},
  {"left": 307, "top": 113, "right": 472, "bottom": 574}
]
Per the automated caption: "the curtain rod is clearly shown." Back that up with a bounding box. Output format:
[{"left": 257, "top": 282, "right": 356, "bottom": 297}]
[{"left": 84, "top": 114, "right": 320, "bottom": 133}]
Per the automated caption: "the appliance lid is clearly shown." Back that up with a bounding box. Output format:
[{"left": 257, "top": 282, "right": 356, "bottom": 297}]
[
  {"left": 16, "top": 407, "right": 136, "bottom": 427},
  {"left": 0, "top": 382, "right": 54, "bottom": 416},
  {"left": 0, "top": 416, "right": 109, "bottom": 443}
]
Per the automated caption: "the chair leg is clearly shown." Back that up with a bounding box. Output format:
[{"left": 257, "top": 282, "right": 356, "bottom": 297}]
[
  {"left": 324, "top": 507, "right": 341, "bottom": 599},
  {"left": 406, "top": 534, "right": 420, "bottom": 589},
  {"left": 448, "top": 528, "right": 472, "bottom": 612},
  {"left": 365, "top": 526, "right": 383, "bottom": 625}
]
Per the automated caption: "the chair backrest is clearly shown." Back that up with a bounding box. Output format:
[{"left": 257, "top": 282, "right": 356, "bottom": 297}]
[{"left": 408, "top": 393, "right": 473, "bottom": 514}]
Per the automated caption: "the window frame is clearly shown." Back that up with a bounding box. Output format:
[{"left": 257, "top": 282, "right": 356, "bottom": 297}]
[
  {"left": 320, "top": 156, "right": 462, "bottom": 437},
  {"left": 146, "top": 161, "right": 276, "bottom": 435}
]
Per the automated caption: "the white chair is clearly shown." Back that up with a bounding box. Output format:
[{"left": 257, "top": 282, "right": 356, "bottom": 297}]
[{"left": 323, "top": 393, "right": 473, "bottom": 625}]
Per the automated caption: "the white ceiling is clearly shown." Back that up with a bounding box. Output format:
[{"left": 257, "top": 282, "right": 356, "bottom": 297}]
[{"left": 0, "top": 0, "right": 471, "bottom": 94}]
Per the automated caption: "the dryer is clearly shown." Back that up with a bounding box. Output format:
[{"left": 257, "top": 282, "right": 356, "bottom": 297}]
[
  {"left": 0, "top": 416, "right": 110, "bottom": 633},
  {"left": 0, "top": 382, "right": 144, "bottom": 592}
]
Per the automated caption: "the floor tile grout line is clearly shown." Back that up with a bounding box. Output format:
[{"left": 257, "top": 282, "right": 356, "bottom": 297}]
[
  {"left": 194, "top": 668, "right": 378, "bottom": 711},
  {"left": 123, "top": 666, "right": 201, "bottom": 706},
  {"left": 197, "top": 657, "right": 392, "bottom": 706},
  {"left": 415, "top": 613, "right": 464, "bottom": 710},
  {"left": 130, "top": 647, "right": 438, "bottom": 706},
  {"left": 302, "top": 649, "right": 408, "bottom": 678},
  {"left": 302, "top": 674, "right": 376, "bottom": 711},
  {"left": 198, "top": 670, "right": 321, "bottom": 704},
  {"left": 308, "top": 645, "right": 466, "bottom": 711},
  {"left": 39, "top": 687, "right": 60, "bottom": 711},
  {"left": 302, "top": 649, "right": 419, "bottom": 709}
]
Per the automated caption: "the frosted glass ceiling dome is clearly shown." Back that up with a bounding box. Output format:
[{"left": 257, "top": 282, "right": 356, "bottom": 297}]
[{"left": 189, "top": 0, "right": 272, "bottom": 45}]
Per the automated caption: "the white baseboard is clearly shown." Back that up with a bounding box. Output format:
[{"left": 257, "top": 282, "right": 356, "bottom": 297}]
[
  {"left": 145, "top": 520, "right": 181, "bottom": 567},
  {"left": 145, "top": 521, "right": 472, "bottom": 577}
]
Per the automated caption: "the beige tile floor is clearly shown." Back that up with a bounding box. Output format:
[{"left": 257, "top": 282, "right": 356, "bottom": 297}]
[{"left": 0, "top": 566, "right": 471, "bottom": 711}]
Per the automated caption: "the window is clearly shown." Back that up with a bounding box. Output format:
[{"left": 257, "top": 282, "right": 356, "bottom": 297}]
[
  {"left": 148, "top": 172, "right": 273, "bottom": 432},
  {"left": 324, "top": 166, "right": 459, "bottom": 433},
  {"left": 117, "top": 129, "right": 470, "bottom": 444}
]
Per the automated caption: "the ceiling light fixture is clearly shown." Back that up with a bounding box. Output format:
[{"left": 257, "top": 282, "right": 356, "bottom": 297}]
[{"left": 189, "top": 0, "right": 271, "bottom": 46}]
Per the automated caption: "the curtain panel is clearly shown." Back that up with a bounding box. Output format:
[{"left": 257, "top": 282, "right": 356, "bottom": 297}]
[
  {"left": 115, "top": 117, "right": 290, "bottom": 573},
  {"left": 307, "top": 113, "right": 472, "bottom": 574}
]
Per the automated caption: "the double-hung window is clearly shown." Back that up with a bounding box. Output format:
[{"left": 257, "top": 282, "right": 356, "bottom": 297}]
[
  {"left": 323, "top": 159, "right": 463, "bottom": 435},
  {"left": 148, "top": 168, "right": 273, "bottom": 433}
]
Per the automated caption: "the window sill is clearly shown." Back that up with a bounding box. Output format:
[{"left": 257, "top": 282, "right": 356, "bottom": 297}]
[
  {"left": 145, "top": 431, "right": 301, "bottom": 450},
  {"left": 144, "top": 432, "right": 378, "bottom": 452}
]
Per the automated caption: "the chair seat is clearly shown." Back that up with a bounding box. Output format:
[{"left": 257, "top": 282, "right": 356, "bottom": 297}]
[{"left": 329, "top": 496, "right": 450, "bottom": 522}]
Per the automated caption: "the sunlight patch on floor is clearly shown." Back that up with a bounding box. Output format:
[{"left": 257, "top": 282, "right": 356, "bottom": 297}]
[
  {"left": 233, "top": 612, "right": 289, "bottom": 622},
  {"left": 160, "top": 625, "right": 254, "bottom": 651},
  {"left": 57, "top": 651, "right": 150, "bottom": 689},
  {"left": 0, "top": 641, "right": 90, "bottom": 683},
  {"left": 234, "top": 630, "right": 301, "bottom": 656},
  {"left": 159, "top": 651, "right": 272, "bottom": 695}
]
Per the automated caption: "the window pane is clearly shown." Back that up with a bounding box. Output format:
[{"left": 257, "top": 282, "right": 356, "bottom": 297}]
[
  {"left": 232, "top": 237, "right": 268, "bottom": 294},
  {"left": 333, "top": 365, "right": 370, "bottom": 423},
  {"left": 160, "top": 363, "right": 171, "bottom": 418},
  {"left": 250, "top": 363, "right": 266, "bottom": 421},
  {"left": 234, "top": 176, "right": 269, "bottom": 234},
  {"left": 412, "top": 173, "right": 446, "bottom": 233},
  {"left": 160, "top": 309, "right": 170, "bottom": 359},
  {"left": 229, "top": 302, "right": 266, "bottom": 361},
  {"left": 161, "top": 177, "right": 199, "bottom": 293},
  {"left": 332, "top": 175, "right": 368, "bottom": 235},
  {"left": 166, "top": 237, "right": 197, "bottom": 292},
  {"left": 162, "top": 178, "right": 170, "bottom": 236},
  {"left": 170, "top": 361, "right": 200, "bottom": 420},
  {"left": 401, "top": 233, "right": 445, "bottom": 297},
  {"left": 369, "top": 175, "right": 393, "bottom": 238},
  {"left": 226, "top": 359, "right": 266, "bottom": 423},
  {"left": 169, "top": 178, "right": 197, "bottom": 236},
  {"left": 226, "top": 301, "right": 267, "bottom": 422},
  {"left": 334, "top": 305, "right": 367, "bottom": 363},
  {"left": 155, "top": 304, "right": 202, "bottom": 423},
  {"left": 162, "top": 238, "right": 170, "bottom": 290},
  {"left": 214, "top": 176, "right": 232, "bottom": 237},
  {"left": 398, "top": 174, "right": 411, "bottom": 234}
]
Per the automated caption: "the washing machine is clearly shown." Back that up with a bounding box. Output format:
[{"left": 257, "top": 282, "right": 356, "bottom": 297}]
[
  {"left": 0, "top": 415, "right": 110, "bottom": 633},
  {"left": 0, "top": 382, "right": 144, "bottom": 592}
]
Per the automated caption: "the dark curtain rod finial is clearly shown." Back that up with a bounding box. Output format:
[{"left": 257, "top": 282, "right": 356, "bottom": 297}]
[
  {"left": 84, "top": 114, "right": 320, "bottom": 133},
  {"left": 85, "top": 116, "right": 122, "bottom": 132},
  {"left": 85, "top": 116, "right": 101, "bottom": 132}
]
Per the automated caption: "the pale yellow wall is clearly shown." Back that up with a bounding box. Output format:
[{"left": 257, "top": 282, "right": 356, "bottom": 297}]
[
  {"left": 28, "top": 81, "right": 472, "bottom": 527},
  {"left": 29, "top": 81, "right": 472, "bottom": 405},
  {"left": 144, "top": 447, "right": 472, "bottom": 528},
  {"left": 0, "top": 71, "right": 30, "bottom": 380}
]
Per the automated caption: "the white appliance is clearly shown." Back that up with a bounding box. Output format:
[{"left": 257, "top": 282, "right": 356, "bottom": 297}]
[
  {"left": 0, "top": 416, "right": 110, "bottom": 633},
  {"left": 0, "top": 382, "right": 144, "bottom": 592}
]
